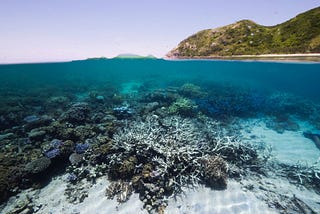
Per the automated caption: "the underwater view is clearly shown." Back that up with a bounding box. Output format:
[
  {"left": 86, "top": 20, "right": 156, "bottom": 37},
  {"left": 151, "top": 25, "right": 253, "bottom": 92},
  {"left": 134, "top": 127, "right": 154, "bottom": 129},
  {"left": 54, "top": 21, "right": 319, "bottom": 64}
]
[{"left": 0, "top": 59, "right": 320, "bottom": 213}]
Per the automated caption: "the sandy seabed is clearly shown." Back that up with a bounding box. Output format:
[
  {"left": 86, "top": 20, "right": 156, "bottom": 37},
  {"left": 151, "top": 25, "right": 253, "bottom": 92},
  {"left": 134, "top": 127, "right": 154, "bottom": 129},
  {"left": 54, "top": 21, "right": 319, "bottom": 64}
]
[{"left": 1, "top": 176, "right": 275, "bottom": 214}]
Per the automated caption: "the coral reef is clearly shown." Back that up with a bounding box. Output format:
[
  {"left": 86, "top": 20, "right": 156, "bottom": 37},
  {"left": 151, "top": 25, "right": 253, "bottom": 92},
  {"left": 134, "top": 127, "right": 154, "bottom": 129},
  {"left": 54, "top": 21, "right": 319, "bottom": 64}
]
[
  {"left": 105, "top": 181, "right": 133, "bottom": 203},
  {"left": 195, "top": 88, "right": 266, "bottom": 118},
  {"left": 44, "top": 148, "right": 60, "bottom": 159},
  {"left": 23, "top": 115, "right": 53, "bottom": 133},
  {"left": 25, "top": 157, "right": 51, "bottom": 174},
  {"left": 278, "top": 161, "right": 320, "bottom": 192},
  {"left": 113, "top": 104, "right": 134, "bottom": 119},
  {"left": 109, "top": 156, "right": 137, "bottom": 179},
  {"left": 141, "top": 101, "right": 160, "bottom": 113},
  {"left": 201, "top": 156, "right": 228, "bottom": 189},
  {"left": 143, "top": 87, "right": 179, "bottom": 104},
  {"left": 0, "top": 66, "right": 320, "bottom": 213},
  {"left": 0, "top": 133, "right": 14, "bottom": 141},
  {"left": 43, "top": 139, "right": 70, "bottom": 159},
  {"left": 28, "top": 129, "right": 46, "bottom": 141},
  {"left": 65, "top": 181, "right": 90, "bottom": 204},
  {"left": 60, "top": 102, "right": 90, "bottom": 124},
  {"left": 66, "top": 173, "right": 78, "bottom": 183},
  {"left": 75, "top": 143, "right": 90, "bottom": 154},
  {"left": 23, "top": 115, "right": 40, "bottom": 123},
  {"left": 104, "top": 115, "right": 262, "bottom": 211},
  {"left": 69, "top": 153, "right": 85, "bottom": 165},
  {"left": 179, "top": 83, "right": 207, "bottom": 98},
  {"left": 168, "top": 97, "right": 197, "bottom": 116}
]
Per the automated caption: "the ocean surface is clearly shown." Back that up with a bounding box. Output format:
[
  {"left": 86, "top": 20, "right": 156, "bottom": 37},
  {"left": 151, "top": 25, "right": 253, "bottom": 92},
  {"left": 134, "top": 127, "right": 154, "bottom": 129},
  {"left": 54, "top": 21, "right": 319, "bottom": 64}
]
[{"left": 1, "top": 59, "right": 320, "bottom": 213}]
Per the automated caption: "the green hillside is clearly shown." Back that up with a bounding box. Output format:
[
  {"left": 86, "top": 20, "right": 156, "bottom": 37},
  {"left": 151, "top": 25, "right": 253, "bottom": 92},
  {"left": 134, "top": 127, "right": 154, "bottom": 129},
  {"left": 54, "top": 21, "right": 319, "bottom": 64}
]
[{"left": 167, "top": 7, "right": 320, "bottom": 58}]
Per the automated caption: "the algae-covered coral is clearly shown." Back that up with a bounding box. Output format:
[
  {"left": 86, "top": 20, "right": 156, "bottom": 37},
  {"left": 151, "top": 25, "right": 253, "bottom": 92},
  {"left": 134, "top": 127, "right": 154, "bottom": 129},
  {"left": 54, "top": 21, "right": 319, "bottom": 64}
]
[{"left": 168, "top": 97, "right": 197, "bottom": 116}]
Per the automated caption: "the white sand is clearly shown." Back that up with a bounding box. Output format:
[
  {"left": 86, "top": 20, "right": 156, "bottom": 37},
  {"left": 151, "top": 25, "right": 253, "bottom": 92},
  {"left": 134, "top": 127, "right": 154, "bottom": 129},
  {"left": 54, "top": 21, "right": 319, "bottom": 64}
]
[
  {"left": 229, "top": 53, "right": 320, "bottom": 58},
  {"left": 166, "top": 181, "right": 275, "bottom": 214},
  {"left": 33, "top": 176, "right": 146, "bottom": 214},
  {"left": 241, "top": 174, "right": 320, "bottom": 212},
  {"left": 120, "top": 81, "right": 142, "bottom": 95},
  {"left": 1, "top": 176, "right": 275, "bottom": 214},
  {"left": 241, "top": 118, "right": 320, "bottom": 166},
  {"left": 1, "top": 175, "right": 147, "bottom": 214}
]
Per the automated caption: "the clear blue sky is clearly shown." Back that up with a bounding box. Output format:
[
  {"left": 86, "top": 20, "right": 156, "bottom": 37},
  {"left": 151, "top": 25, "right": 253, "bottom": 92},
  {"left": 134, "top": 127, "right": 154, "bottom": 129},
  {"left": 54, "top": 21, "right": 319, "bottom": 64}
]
[{"left": 0, "top": 0, "right": 319, "bottom": 63}]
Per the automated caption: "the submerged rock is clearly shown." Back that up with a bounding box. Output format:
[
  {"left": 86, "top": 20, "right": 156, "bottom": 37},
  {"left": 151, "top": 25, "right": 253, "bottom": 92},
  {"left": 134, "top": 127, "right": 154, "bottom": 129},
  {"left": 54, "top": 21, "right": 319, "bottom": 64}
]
[
  {"left": 73, "top": 125, "right": 96, "bottom": 141},
  {"left": 50, "top": 139, "right": 63, "bottom": 148},
  {"left": 96, "top": 95, "right": 105, "bottom": 101},
  {"left": 25, "top": 157, "right": 51, "bottom": 174},
  {"left": 60, "top": 102, "right": 90, "bottom": 124},
  {"left": 44, "top": 148, "right": 60, "bottom": 159},
  {"left": 66, "top": 173, "right": 78, "bottom": 183},
  {"left": 28, "top": 129, "right": 46, "bottom": 141},
  {"left": 0, "top": 132, "right": 14, "bottom": 141},
  {"left": 168, "top": 97, "right": 197, "bottom": 116},
  {"left": 75, "top": 143, "right": 90, "bottom": 154},
  {"left": 179, "top": 83, "right": 207, "bottom": 98},
  {"left": 0, "top": 182, "right": 9, "bottom": 203},
  {"left": 16, "top": 138, "right": 32, "bottom": 145},
  {"left": 43, "top": 139, "right": 74, "bottom": 159},
  {"left": 143, "top": 102, "right": 160, "bottom": 113},
  {"left": 6, "top": 196, "right": 34, "bottom": 214},
  {"left": 23, "top": 115, "right": 40, "bottom": 123},
  {"left": 23, "top": 115, "right": 53, "bottom": 131},
  {"left": 69, "top": 153, "right": 84, "bottom": 165},
  {"left": 266, "top": 117, "right": 300, "bottom": 134},
  {"left": 46, "top": 96, "right": 69, "bottom": 107},
  {"left": 303, "top": 131, "right": 320, "bottom": 150}
]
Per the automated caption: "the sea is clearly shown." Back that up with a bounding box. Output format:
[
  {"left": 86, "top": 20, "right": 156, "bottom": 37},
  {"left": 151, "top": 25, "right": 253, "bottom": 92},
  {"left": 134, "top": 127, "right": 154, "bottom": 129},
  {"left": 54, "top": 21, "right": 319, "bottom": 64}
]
[{"left": 1, "top": 58, "right": 320, "bottom": 213}]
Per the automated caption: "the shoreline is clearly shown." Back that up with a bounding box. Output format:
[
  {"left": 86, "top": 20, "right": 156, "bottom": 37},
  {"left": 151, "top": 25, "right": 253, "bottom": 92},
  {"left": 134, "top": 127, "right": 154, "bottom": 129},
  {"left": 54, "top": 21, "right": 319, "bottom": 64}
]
[
  {"left": 165, "top": 53, "right": 320, "bottom": 62},
  {"left": 1, "top": 53, "right": 320, "bottom": 65}
]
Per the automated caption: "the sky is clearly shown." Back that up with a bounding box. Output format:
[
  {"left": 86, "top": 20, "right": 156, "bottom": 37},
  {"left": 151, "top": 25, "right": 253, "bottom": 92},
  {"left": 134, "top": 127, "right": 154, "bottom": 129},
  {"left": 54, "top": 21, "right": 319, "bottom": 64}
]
[{"left": 0, "top": 0, "right": 319, "bottom": 63}]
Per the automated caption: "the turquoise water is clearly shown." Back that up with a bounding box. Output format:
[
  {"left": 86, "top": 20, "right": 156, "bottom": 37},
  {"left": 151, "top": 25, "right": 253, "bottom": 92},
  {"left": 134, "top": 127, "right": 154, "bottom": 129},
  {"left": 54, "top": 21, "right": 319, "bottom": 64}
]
[
  {"left": 1, "top": 59, "right": 320, "bottom": 212},
  {"left": 1, "top": 59, "right": 319, "bottom": 101}
]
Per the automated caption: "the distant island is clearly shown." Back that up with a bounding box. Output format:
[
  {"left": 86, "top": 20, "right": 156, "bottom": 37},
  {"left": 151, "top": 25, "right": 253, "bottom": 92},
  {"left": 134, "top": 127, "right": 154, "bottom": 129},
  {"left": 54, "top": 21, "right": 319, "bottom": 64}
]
[
  {"left": 166, "top": 7, "right": 320, "bottom": 61},
  {"left": 85, "top": 54, "right": 157, "bottom": 60},
  {"left": 113, "top": 54, "right": 157, "bottom": 59}
]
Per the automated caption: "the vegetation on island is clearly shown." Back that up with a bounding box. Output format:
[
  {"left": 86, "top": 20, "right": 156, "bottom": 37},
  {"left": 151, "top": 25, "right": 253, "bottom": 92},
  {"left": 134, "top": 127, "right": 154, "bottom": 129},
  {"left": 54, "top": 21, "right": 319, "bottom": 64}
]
[
  {"left": 85, "top": 55, "right": 157, "bottom": 61},
  {"left": 113, "top": 54, "right": 157, "bottom": 59},
  {"left": 167, "top": 7, "right": 320, "bottom": 58}
]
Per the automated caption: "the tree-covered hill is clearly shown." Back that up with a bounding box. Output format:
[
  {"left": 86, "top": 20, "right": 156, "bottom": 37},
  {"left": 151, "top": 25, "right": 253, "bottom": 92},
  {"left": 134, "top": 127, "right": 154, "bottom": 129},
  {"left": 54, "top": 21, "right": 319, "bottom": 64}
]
[{"left": 167, "top": 7, "right": 320, "bottom": 58}]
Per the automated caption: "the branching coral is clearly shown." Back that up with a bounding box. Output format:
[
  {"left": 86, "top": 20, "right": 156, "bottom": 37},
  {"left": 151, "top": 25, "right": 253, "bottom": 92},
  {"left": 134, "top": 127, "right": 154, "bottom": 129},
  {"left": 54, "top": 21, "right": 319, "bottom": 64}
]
[
  {"left": 277, "top": 159, "right": 320, "bottom": 192},
  {"left": 105, "top": 181, "right": 133, "bottom": 203},
  {"left": 105, "top": 114, "right": 263, "bottom": 211}
]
